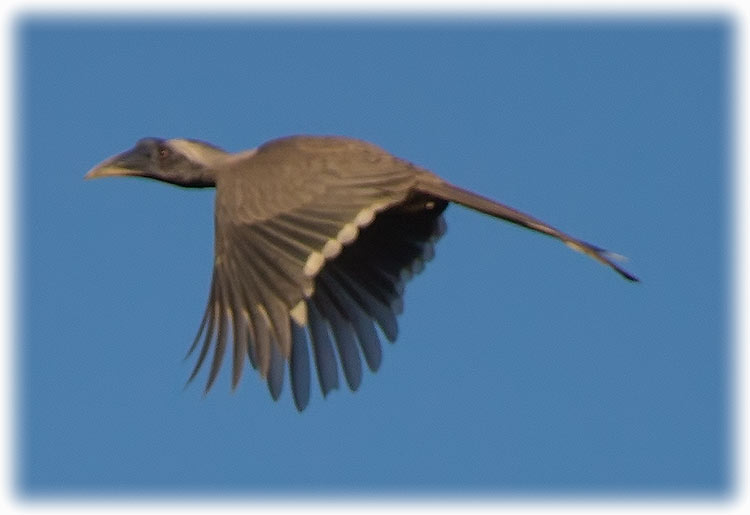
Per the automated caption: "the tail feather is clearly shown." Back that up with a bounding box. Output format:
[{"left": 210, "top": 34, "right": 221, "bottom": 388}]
[{"left": 415, "top": 177, "right": 639, "bottom": 282}]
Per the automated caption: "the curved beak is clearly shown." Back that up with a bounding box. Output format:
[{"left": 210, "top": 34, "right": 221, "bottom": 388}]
[{"left": 85, "top": 147, "right": 150, "bottom": 180}]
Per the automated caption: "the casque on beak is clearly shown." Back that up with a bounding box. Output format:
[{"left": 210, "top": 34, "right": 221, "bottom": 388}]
[{"left": 85, "top": 146, "right": 150, "bottom": 180}]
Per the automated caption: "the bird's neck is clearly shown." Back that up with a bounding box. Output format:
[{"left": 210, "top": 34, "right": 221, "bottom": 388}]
[
  {"left": 172, "top": 148, "right": 258, "bottom": 189},
  {"left": 178, "top": 170, "right": 217, "bottom": 188}
]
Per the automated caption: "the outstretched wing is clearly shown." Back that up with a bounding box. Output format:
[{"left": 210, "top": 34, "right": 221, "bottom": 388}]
[
  {"left": 186, "top": 136, "right": 444, "bottom": 410},
  {"left": 185, "top": 136, "right": 637, "bottom": 411}
]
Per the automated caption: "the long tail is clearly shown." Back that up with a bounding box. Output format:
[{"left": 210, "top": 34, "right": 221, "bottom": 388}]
[{"left": 415, "top": 178, "right": 639, "bottom": 282}]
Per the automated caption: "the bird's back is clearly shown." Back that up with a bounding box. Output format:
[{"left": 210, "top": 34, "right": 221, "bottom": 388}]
[{"left": 216, "top": 135, "right": 425, "bottom": 224}]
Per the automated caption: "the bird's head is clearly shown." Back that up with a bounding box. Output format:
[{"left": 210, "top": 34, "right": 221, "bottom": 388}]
[{"left": 85, "top": 138, "right": 227, "bottom": 188}]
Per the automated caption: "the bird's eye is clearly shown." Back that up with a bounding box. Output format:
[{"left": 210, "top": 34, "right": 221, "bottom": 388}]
[{"left": 158, "top": 146, "right": 170, "bottom": 160}]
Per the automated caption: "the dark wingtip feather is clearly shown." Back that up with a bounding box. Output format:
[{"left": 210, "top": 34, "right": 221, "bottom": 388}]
[
  {"left": 204, "top": 314, "right": 228, "bottom": 395},
  {"left": 307, "top": 301, "right": 340, "bottom": 397},
  {"left": 315, "top": 278, "right": 363, "bottom": 392},
  {"left": 290, "top": 324, "right": 311, "bottom": 411},
  {"left": 230, "top": 316, "right": 245, "bottom": 391},
  {"left": 185, "top": 303, "right": 217, "bottom": 388},
  {"left": 266, "top": 344, "right": 285, "bottom": 400},
  {"left": 185, "top": 291, "right": 213, "bottom": 360}
]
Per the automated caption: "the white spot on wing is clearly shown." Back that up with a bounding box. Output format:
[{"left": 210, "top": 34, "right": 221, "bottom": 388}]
[
  {"left": 300, "top": 199, "right": 396, "bottom": 281},
  {"left": 354, "top": 208, "right": 375, "bottom": 227},
  {"left": 322, "top": 239, "right": 343, "bottom": 259},
  {"left": 303, "top": 251, "right": 325, "bottom": 277},
  {"left": 290, "top": 301, "right": 308, "bottom": 326},
  {"left": 337, "top": 223, "right": 358, "bottom": 245}
]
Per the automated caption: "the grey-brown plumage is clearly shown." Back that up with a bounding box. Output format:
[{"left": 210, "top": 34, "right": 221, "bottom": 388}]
[{"left": 86, "top": 135, "right": 638, "bottom": 411}]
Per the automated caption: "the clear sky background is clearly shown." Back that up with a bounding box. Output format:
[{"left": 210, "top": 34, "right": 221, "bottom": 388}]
[{"left": 18, "top": 17, "right": 729, "bottom": 495}]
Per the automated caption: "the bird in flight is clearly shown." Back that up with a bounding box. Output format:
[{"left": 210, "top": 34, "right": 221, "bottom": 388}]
[{"left": 86, "top": 135, "right": 637, "bottom": 410}]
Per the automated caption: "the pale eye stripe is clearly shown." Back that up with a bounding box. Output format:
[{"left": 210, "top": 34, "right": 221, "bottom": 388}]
[{"left": 166, "top": 138, "right": 227, "bottom": 167}]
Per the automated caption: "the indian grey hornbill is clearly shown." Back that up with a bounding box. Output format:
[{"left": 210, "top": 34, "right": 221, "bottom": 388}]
[{"left": 86, "top": 135, "right": 638, "bottom": 411}]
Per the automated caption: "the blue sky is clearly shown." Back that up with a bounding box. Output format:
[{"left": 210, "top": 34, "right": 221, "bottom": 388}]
[{"left": 18, "top": 18, "right": 729, "bottom": 495}]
